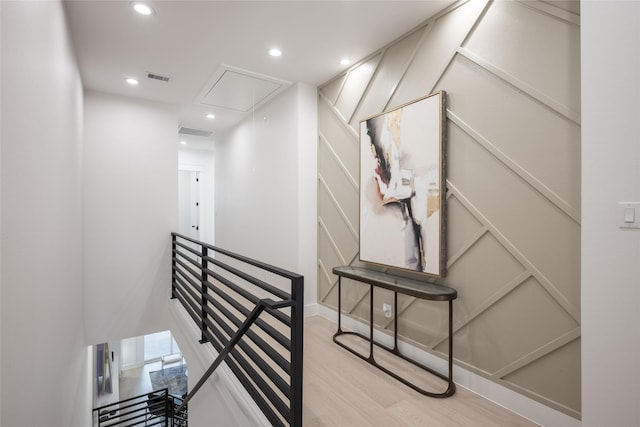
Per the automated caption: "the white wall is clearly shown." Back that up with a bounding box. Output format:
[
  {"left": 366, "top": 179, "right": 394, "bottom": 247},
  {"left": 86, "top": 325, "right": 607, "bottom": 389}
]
[
  {"left": 581, "top": 1, "right": 640, "bottom": 426},
  {"left": 179, "top": 148, "right": 215, "bottom": 245},
  {"left": 83, "top": 91, "right": 178, "bottom": 344},
  {"left": 215, "top": 83, "right": 317, "bottom": 307},
  {"left": 0, "top": 1, "right": 91, "bottom": 425},
  {"left": 297, "top": 84, "right": 319, "bottom": 310}
]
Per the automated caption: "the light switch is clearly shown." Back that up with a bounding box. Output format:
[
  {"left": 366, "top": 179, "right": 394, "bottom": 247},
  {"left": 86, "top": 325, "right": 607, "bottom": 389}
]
[
  {"left": 624, "top": 207, "right": 635, "bottom": 223},
  {"left": 618, "top": 202, "right": 640, "bottom": 229}
]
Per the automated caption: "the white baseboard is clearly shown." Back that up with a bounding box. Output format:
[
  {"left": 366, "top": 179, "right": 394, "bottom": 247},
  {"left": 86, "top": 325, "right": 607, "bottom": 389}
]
[
  {"left": 304, "top": 302, "right": 319, "bottom": 317},
  {"left": 314, "top": 304, "right": 581, "bottom": 427}
]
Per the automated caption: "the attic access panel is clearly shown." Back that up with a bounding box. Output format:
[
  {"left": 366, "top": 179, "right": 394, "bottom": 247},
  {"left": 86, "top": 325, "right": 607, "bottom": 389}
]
[{"left": 198, "top": 66, "right": 289, "bottom": 113}]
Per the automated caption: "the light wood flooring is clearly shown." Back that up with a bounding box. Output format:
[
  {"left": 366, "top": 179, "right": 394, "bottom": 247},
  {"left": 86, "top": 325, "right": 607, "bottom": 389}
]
[
  {"left": 115, "top": 316, "right": 538, "bottom": 426},
  {"left": 303, "top": 315, "right": 538, "bottom": 426},
  {"left": 119, "top": 361, "right": 165, "bottom": 400}
]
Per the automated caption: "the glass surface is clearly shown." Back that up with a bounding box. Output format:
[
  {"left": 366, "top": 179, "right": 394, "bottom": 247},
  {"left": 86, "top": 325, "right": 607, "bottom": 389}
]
[{"left": 144, "top": 330, "right": 181, "bottom": 361}]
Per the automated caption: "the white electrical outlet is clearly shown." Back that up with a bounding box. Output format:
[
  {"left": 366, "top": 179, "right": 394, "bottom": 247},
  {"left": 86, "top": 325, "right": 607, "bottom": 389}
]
[{"left": 382, "top": 303, "right": 392, "bottom": 318}]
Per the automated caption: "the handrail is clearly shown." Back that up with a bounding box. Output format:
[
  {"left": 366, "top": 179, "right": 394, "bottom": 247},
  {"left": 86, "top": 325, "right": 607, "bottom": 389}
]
[
  {"left": 174, "top": 297, "right": 293, "bottom": 415},
  {"left": 170, "top": 232, "right": 304, "bottom": 427}
]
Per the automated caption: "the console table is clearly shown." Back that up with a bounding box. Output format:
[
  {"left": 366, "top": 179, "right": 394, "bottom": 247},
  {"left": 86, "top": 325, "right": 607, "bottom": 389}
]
[{"left": 332, "top": 266, "right": 457, "bottom": 398}]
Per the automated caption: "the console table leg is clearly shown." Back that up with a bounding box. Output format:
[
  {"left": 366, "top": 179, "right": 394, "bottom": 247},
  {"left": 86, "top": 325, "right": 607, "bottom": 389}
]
[
  {"left": 337, "top": 277, "right": 342, "bottom": 332},
  {"left": 448, "top": 300, "right": 453, "bottom": 382},
  {"left": 393, "top": 291, "right": 398, "bottom": 351},
  {"left": 368, "top": 284, "right": 374, "bottom": 360}
]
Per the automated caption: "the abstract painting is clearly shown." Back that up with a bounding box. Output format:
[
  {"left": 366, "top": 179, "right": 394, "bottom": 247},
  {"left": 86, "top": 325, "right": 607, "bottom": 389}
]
[{"left": 359, "top": 91, "right": 446, "bottom": 277}]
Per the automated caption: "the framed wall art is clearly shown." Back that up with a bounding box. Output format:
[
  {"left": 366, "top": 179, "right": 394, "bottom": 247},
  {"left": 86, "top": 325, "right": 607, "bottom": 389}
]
[{"left": 359, "top": 91, "right": 446, "bottom": 277}]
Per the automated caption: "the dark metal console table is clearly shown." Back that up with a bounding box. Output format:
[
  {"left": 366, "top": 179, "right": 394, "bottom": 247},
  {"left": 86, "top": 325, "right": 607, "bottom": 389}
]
[{"left": 332, "top": 266, "right": 457, "bottom": 398}]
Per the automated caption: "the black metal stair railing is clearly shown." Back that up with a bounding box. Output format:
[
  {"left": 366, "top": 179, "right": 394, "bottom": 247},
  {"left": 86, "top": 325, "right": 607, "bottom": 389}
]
[
  {"left": 92, "top": 388, "right": 186, "bottom": 427},
  {"left": 170, "top": 232, "right": 304, "bottom": 427}
]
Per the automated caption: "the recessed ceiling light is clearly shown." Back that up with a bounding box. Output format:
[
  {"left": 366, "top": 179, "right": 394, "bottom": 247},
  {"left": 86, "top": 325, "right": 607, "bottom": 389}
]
[
  {"left": 180, "top": 141, "right": 187, "bottom": 145},
  {"left": 126, "top": 77, "right": 139, "bottom": 86},
  {"left": 340, "top": 58, "right": 351, "bottom": 66},
  {"left": 206, "top": 113, "right": 215, "bottom": 119},
  {"left": 133, "top": 3, "right": 154, "bottom": 16},
  {"left": 269, "top": 48, "right": 282, "bottom": 57}
]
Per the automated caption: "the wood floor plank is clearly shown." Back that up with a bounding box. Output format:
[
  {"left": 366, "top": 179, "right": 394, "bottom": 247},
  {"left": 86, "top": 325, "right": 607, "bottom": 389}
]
[{"left": 304, "top": 315, "right": 539, "bottom": 426}]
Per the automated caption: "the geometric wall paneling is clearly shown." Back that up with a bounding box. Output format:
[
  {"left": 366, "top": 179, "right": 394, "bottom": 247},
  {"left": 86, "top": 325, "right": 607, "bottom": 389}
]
[
  {"left": 502, "top": 338, "right": 581, "bottom": 417},
  {"left": 318, "top": 0, "right": 581, "bottom": 417},
  {"left": 389, "top": 0, "right": 489, "bottom": 110},
  {"left": 318, "top": 265, "right": 339, "bottom": 308},
  {"left": 370, "top": 287, "right": 396, "bottom": 329},
  {"left": 437, "top": 55, "right": 582, "bottom": 218},
  {"left": 447, "top": 123, "right": 580, "bottom": 318},
  {"left": 318, "top": 184, "right": 358, "bottom": 255},
  {"left": 318, "top": 226, "right": 347, "bottom": 304},
  {"left": 447, "top": 181, "right": 580, "bottom": 324},
  {"left": 318, "top": 100, "right": 359, "bottom": 179},
  {"left": 396, "top": 298, "right": 452, "bottom": 348},
  {"left": 339, "top": 278, "right": 371, "bottom": 321},
  {"left": 462, "top": 0, "right": 581, "bottom": 117},
  {"left": 334, "top": 53, "right": 382, "bottom": 124},
  {"left": 444, "top": 232, "right": 527, "bottom": 315},
  {"left": 321, "top": 73, "right": 348, "bottom": 106},
  {"left": 439, "top": 277, "right": 578, "bottom": 375},
  {"left": 540, "top": 0, "right": 580, "bottom": 16},
  {"left": 348, "top": 26, "right": 427, "bottom": 131},
  {"left": 318, "top": 140, "right": 359, "bottom": 225},
  {"left": 445, "top": 194, "right": 485, "bottom": 260}
]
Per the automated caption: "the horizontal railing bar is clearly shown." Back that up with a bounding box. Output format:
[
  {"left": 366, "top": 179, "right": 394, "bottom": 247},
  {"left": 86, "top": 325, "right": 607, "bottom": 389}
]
[
  {"left": 173, "top": 272, "right": 200, "bottom": 301},
  {"left": 173, "top": 247, "right": 203, "bottom": 270},
  {"left": 203, "top": 300, "right": 292, "bottom": 382},
  {"left": 173, "top": 232, "right": 302, "bottom": 281},
  {"left": 172, "top": 286, "right": 202, "bottom": 326},
  {"left": 171, "top": 232, "right": 302, "bottom": 427},
  {"left": 200, "top": 309, "right": 291, "bottom": 408},
  {"left": 97, "top": 407, "right": 154, "bottom": 426},
  {"left": 173, "top": 271, "right": 198, "bottom": 295},
  {"left": 205, "top": 270, "right": 291, "bottom": 327},
  {"left": 174, "top": 240, "right": 201, "bottom": 257},
  {"left": 173, "top": 272, "right": 201, "bottom": 303},
  {"left": 93, "top": 389, "right": 168, "bottom": 413},
  {"left": 200, "top": 327, "right": 286, "bottom": 427},
  {"left": 201, "top": 315, "right": 291, "bottom": 405},
  {"left": 173, "top": 245, "right": 202, "bottom": 266},
  {"left": 206, "top": 295, "right": 290, "bottom": 358},
  {"left": 102, "top": 410, "right": 147, "bottom": 427},
  {"left": 174, "top": 256, "right": 201, "bottom": 282},
  {"left": 228, "top": 354, "right": 290, "bottom": 423},
  {"left": 173, "top": 277, "right": 201, "bottom": 313},
  {"left": 205, "top": 279, "right": 292, "bottom": 351},
  {"left": 205, "top": 257, "right": 290, "bottom": 301},
  {"left": 202, "top": 302, "right": 290, "bottom": 378},
  {"left": 96, "top": 392, "right": 170, "bottom": 427},
  {"left": 177, "top": 302, "right": 268, "bottom": 412}
]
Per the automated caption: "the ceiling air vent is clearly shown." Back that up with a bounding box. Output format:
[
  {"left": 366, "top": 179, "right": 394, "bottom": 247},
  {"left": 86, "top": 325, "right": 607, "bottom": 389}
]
[
  {"left": 178, "top": 127, "right": 213, "bottom": 138},
  {"left": 146, "top": 72, "right": 170, "bottom": 82}
]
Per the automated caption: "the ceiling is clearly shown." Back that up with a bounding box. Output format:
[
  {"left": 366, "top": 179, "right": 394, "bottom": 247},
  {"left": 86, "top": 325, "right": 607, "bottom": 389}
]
[{"left": 64, "top": 1, "right": 454, "bottom": 147}]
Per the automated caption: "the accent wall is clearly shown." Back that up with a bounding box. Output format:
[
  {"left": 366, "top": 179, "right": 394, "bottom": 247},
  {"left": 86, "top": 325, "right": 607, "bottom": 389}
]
[{"left": 317, "top": 0, "right": 581, "bottom": 418}]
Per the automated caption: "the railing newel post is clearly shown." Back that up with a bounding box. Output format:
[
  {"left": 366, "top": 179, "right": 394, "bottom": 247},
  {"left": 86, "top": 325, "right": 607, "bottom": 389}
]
[
  {"left": 200, "top": 245, "right": 209, "bottom": 344},
  {"left": 171, "top": 233, "right": 177, "bottom": 299},
  {"left": 290, "top": 276, "right": 304, "bottom": 427}
]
